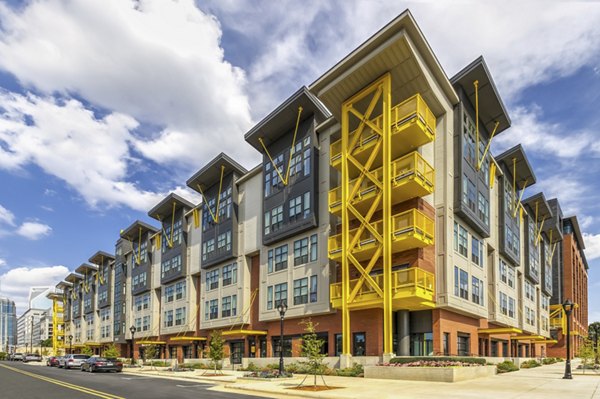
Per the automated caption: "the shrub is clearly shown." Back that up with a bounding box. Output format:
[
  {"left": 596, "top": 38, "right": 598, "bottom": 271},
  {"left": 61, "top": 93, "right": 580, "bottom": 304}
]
[
  {"left": 497, "top": 360, "right": 519, "bottom": 373},
  {"left": 265, "top": 363, "right": 280, "bottom": 370},
  {"left": 103, "top": 344, "right": 120, "bottom": 359},
  {"left": 240, "top": 362, "right": 260, "bottom": 372},
  {"left": 389, "top": 356, "right": 486, "bottom": 365},
  {"left": 335, "top": 363, "right": 364, "bottom": 377},
  {"left": 0, "top": 352, "right": 6, "bottom": 360},
  {"left": 520, "top": 360, "right": 541, "bottom": 369},
  {"left": 187, "top": 362, "right": 210, "bottom": 370},
  {"left": 144, "top": 360, "right": 169, "bottom": 367},
  {"left": 542, "top": 357, "right": 557, "bottom": 365}
]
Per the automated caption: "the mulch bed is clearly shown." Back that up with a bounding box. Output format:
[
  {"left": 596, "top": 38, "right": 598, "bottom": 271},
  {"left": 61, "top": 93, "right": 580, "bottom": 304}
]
[{"left": 287, "top": 386, "right": 342, "bottom": 392}]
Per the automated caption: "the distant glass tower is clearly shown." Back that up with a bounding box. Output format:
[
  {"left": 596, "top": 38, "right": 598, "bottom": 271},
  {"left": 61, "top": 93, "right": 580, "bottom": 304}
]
[{"left": 0, "top": 296, "right": 17, "bottom": 352}]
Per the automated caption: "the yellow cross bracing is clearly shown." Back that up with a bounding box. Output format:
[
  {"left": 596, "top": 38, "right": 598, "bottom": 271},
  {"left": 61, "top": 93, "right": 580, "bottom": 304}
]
[
  {"left": 98, "top": 255, "right": 105, "bottom": 285},
  {"left": 156, "top": 202, "right": 177, "bottom": 249},
  {"left": 193, "top": 207, "right": 200, "bottom": 229},
  {"left": 227, "top": 288, "right": 259, "bottom": 332},
  {"left": 511, "top": 157, "right": 529, "bottom": 218},
  {"left": 473, "top": 80, "right": 500, "bottom": 172},
  {"left": 122, "top": 227, "right": 144, "bottom": 265},
  {"left": 258, "top": 106, "right": 304, "bottom": 186},
  {"left": 533, "top": 201, "right": 548, "bottom": 246},
  {"left": 173, "top": 302, "right": 200, "bottom": 339},
  {"left": 51, "top": 295, "right": 65, "bottom": 355},
  {"left": 196, "top": 165, "right": 226, "bottom": 224},
  {"left": 83, "top": 271, "right": 90, "bottom": 294}
]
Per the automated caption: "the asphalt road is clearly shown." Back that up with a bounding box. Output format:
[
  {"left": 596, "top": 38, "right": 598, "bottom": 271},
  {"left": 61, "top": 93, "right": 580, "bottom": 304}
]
[{"left": 0, "top": 361, "right": 262, "bottom": 399}]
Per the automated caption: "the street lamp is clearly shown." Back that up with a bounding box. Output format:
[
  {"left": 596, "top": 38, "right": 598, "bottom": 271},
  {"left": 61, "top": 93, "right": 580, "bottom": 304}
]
[
  {"left": 562, "top": 299, "right": 574, "bottom": 379},
  {"left": 277, "top": 301, "right": 288, "bottom": 377},
  {"left": 129, "top": 325, "right": 136, "bottom": 365},
  {"left": 68, "top": 335, "right": 73, "bottom": 354}
]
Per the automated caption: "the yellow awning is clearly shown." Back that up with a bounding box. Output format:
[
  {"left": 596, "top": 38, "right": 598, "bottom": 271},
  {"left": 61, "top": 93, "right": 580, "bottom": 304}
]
[
  {"left": 478, "top": 327, "right": 522, "bottom": 334},
  {"left": 169, "top": 336, "right": 207, "bottom": 342},
  {"left": 72, "top": 344, "right": 86, "bottom": 348},
  {"left": 512, "top": 335, "right": 546, "bottom": 341},
  {"left": 222, "top": 329, "right": 268, "bottom": 336},
  {"left": 538, "top": 339, "right": 558, "bottom": 344},
  {"left": 136, "top": 340, "right": 167, "bottom": 345},
  {"left": 84, "top": 342, "right": 102, "bottom": 347}
]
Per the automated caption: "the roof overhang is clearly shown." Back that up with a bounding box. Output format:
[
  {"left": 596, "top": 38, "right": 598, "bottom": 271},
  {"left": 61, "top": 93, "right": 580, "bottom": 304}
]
[
  {"left": 186, "top": 152, "right": 248, "bottom": 193},
  {"left": 147, "top": 193, "right": 196, "bottom": 221},
  {"left": 512, "top": 335, "right": 546, "bottom": 341},
  {"left": 75, "top": 263, "right": 98, "bottom": 274},
  {"left": 451, "top": 56, "right": 511, "bottom": 136},
  {"left": 309, "top": 10, "right": 458, "bottom": 121},
  {"left": 88, "top": 251, "right": 115, "bottom": 265},
  {"left": 244, "top": 86, "right": 330, "bottom": 152},
  {"left": 136, "top": 340, "right": 167, "bottom": 345},
  {"left": 495, "top": 144, "right": 536, "bottom": 189},
  {"left": 221, "top": 329, "right": 268, "bottom": 337},
  {"left": 120, "top": 220, "right": 158, "bottom": 240},
  {"left": 168, "top": 337, "right": 207, "bottom": 342},
  {"left": 64, "top": 273, "right": 83, "bottom": 283},
  {"left": 56, "top": 281, "right": 73, "bottom": 290},
  {"left": 523, "top": 193, "right": 553, "bottom": 223},
  {"left": 543, "top": 198, "right": 564, "bottom": 243},
  {"left": 539, "top": 339, "right": 558, "bottom": 344},
  {"left": 46, "top": 292, "right": 61, "bottom": 300},
  {"left": 478, "top": 327, "right": 522, "bottom": 334}
]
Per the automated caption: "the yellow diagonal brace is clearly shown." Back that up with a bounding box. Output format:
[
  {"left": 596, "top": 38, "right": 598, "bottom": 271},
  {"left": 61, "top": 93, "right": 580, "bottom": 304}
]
[
  {"left": 536, "top": 216, "right": 548, "bottom": 246},
  {"left": 197, "top": 184, "right": 218, "bottom": 223},
  {"left": 156, "top": 215, "right": 173, "bottom": 248},
  {"left": 154, "top": 233, "right": 161, "bottom": 250},
  {"left": 348, "top": 106, "right": 384, "bottom": 140},
  {"left": 348, "top": 253, "right": 384, "bottom": 298},
  {"left": 347, "top": 245, "right": 383, "bottom": 303},
  {"left": 214, "top": 165, "right": 225, "bottom": 223},
  {"left": 347, "top": 204, "right": 383, "bottom": 244},
  {"left": 347, "top": 86, "right": 382, "bottom": 150},
  {"left": 489, "top": 161, "right": 496, "bottom": 188},
  {"left": 477, "top": 121, "right": 500, "bottom": 171},
  {"left": 347, "top": 194, "right": 382, "bottom": 251},
  {"left": 169, "top": 201, "right": 176, "bottom": 244},
  {"left": 512, "top": 178, "right": 529, "bottom": 218},
  {"left": 283, "top": 106, "right": 304, "bottom": 184},
  {"left": 98, "top": 255, "right": 105, "bottom": 285},
  {"left": 259, "top": 137, "right": 287, "bottom": 186},
  {"left": 193, "top": 208, "right": 200, "bottom": 229}
]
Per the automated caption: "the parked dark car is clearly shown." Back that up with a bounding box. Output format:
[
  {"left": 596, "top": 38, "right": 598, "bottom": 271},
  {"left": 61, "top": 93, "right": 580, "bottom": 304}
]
[
  {"left": 80, "top": 357, "right": 123, "bottom": 373},
  {"left": 23, "top": 353, "right": 42, "bottom": 362},
  {"left": 46, "top": 356, "right": 60, "bottom": 367}
]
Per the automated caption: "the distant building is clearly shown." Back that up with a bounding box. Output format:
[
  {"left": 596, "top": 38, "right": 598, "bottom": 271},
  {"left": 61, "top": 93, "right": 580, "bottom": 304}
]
[
  {"left": 16, "top": 308, "right": 46, "bottom": 351},
  {"left": 0, "top": 297, "right": 17, "bottom": 352},
  {"left": 29, "top": 287, "right": 53, "bottom": 310}
]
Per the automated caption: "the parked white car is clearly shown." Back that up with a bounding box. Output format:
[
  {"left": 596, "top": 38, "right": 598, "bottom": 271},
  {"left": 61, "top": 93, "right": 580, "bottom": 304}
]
[{"left": 60, "top": 354, "right": 91, "bottom": 369}]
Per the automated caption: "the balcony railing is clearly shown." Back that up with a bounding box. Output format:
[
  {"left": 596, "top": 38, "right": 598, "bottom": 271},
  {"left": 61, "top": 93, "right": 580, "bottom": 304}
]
[
  {"left": 329, "top": 267, "right": 435, "bottom": 311},
  {"left": 330, "top": 94, "right": 435, "bottom": 172},
  {"left": 328, "top": 208, "right": 434, "bottom": 260},
  {"left": 328, "top": 151, "right": 434, "bottom": 216}
]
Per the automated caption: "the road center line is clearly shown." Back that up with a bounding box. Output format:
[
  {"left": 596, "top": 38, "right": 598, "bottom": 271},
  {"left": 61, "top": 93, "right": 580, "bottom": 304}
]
[{"left": 0, "top": 364, "right": 126, "bottom": 399}]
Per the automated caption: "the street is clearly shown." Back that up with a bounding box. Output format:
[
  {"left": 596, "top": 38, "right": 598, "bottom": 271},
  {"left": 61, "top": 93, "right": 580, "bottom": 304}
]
[{"left": 0, "top": 361, "right": 263, "bottom": 399}]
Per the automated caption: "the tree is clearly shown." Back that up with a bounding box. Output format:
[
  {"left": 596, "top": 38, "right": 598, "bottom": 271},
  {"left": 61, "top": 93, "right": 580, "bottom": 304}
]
[
  {"left": 144, "top": 344, "right": 158, "bottom": 363},
  {"left": 588, "top": 322, "right": 600, "bottom": 365},
  {"left": 299, "top": 319, "right": 327, "bottom": 388},
  {"left": 207, "top": 330, "right": 225, "bottom": 375},
  {"left": 578, "top": 338, "right": 595, "bottom": 374},
  {"left": 40, "top": 338, "right": 52, "bottom": 348},
  {"left": 104, "top": 344, "right": 120, "bottom": 359},
  {"left": 81, "top": 346, "right": 93, "bottom": 356}
]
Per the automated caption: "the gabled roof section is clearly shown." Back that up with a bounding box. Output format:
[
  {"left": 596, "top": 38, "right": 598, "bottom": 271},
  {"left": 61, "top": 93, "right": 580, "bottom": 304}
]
[
  {"left": 245, "top": 87, "right": 330, "bottom": 152},
  {"left": 187, "top": 152, "right": 248, "bottom": 193},
  {"left": 523, "top": 193, "right": 552, "bottom": 222},
  {"left": 75, "top": 263, "right": 98, "bottom": 274},
  {"left": 451, "top": 56, "right": 511, "bottom": 136},
  {"left": 544, "top": 198, "right": 564, "bottom": 243},
  {"left": 309, "top": 10, "right": 458, "bottom": 120},
  {"left": 148, "top": 192, "right": 196, "bottom": 221},
  {"left": 64, "top": 273, "right": 83, "bottom": 283},
  {"left": 88, "top": 251, "right": 115, "bottom": 265},
  {"left": 120, "top": 220, "right": 158, "bottom": 240},
  {"left": 495, "top": 144, "right": 536, "bottom": 190}
]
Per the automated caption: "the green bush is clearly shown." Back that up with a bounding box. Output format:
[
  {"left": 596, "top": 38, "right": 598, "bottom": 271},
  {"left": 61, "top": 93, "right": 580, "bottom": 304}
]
[
  {"left": 520, "top": 360, "right": 541, "bottom": 369},
  {"left": 335, "top": 363, "right": 364, "bottom": 377},
  {"left": 497, "top": 360, "right": 519, "bottom": 373},
  {"left": 144, "top": 360, "right": 170, "bottom": 367},
  {"left": 542, "top": 357, "right": 558, "bottom": 365},
  {"left": 264, "top": 363, "right": 280, "bottom": 370},
  {"left": 186, "top": 362, "right": 210, "bottom": 370},
  {"left": 0, "top": 352, "right": 6, "bottom": 360},
  {"left": 390, "top": 356, "right": 486, "bottom": 365}
]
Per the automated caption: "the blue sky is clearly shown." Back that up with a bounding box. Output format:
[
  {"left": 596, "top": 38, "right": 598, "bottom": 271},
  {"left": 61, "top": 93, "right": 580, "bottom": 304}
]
[{"left": 0, "top": 0, "right": 598, "bottom": 318}]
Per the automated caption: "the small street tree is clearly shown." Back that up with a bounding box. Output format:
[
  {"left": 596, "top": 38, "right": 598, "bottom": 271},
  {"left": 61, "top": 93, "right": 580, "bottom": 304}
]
[
  {"left": 104, "top": 344, "right": 120, "bottom": 359},
  {"left": 588, "top": 322, "right": 600, "bottom": 365},
  {"left": 578, "top": 338, "right": 595, "bottom": 374},
  {"left": 81, "top": 346, "right": 93, "bottom": 356},
  {"left": 299, "top": 319, "right": 327, "bottom": 388},
  {"left": 145, "top": 344, "right": 158, "bottom": 364},
  {"left": 207, "top": 330, "right": 225, "bottom": 375}
]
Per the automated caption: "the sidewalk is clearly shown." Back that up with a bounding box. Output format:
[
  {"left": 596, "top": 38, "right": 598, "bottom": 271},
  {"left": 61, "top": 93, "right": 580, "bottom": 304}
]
[{"left": 121, "top": 360, "right": 600, "bottom": 399}]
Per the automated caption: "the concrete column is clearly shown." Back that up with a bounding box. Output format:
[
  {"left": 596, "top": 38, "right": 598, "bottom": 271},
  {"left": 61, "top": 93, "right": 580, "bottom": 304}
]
[{"left": 397, "top": 310, "right": 410, "bottom": 356}]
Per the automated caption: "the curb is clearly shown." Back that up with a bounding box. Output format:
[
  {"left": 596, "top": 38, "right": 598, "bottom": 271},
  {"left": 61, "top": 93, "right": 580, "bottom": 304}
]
[
  {"left": 121, "top": 370, "right": 237, "bottom": 384},
  {"left": 225, "top": 383, "right": 354, "bottom": 399}
]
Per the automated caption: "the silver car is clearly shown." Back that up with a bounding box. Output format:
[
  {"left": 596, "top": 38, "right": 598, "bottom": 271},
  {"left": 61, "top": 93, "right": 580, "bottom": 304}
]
[{"left": 61, "top": 354, "right": 91, "bottom": 369}]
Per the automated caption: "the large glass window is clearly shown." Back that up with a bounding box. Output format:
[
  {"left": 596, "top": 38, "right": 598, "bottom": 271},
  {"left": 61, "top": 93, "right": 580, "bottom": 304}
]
[
  {"left": 222, "top": 263, "right": 237, "bottom": 286},
  {"left": 264, "top": 205, "right": 283, "bottom": 234},
  {"left": 175, "top": 307, "right": 186, "bottom": 326},
  {"left": 164, "top": 310, "right": 174, "bottom": 327},
  {"left": 471, "top": 236, "right": 484, "bottom": 267},
  {"left": 353, "top": 332, "right": 366, "bottom": 356},
  {"left": 478, "top": 192, "right": 489, "bottom": 225},
  {"left": 206, "top": 269, "right": 219, "bottom": 291},
  {"left": 293, "top": 278, "right": 308, "bottom": 305},
  {"left": 457, "top": 223, "right": 468, "bottom": 257},
  {"left": 294, "top": 238, "right": 309, "bottom": 265},
  {"left": 310, "top": 275, "right": 318, "bottom": 303},
  {"left": 222, "top": 295, "right": 237, "bottom": 318},
  {"left": 457, "top": 334, "right": 470, "bottom": 356},
  {"left": 274, "top": 283, "right": 288, "bottom": 308},
  {"left": 472, "top": 276, "right": 484, "bottom": 305}
]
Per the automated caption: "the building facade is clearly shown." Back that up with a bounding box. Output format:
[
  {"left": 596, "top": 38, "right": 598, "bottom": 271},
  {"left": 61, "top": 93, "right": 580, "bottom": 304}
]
[
  {"left": 0, "top": 297, "right": 17, "bottom": 352},
  {"left": 49, "top": 10, "right": 588, "bottom": 364}
]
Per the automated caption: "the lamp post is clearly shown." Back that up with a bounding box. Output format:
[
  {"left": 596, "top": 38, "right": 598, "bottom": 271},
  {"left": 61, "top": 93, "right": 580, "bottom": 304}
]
[
  {"left": 129, "top": 325, "right": 136, "bottom": 365},
  {"left": 68, "top": 335, "right": 73, "bottom": 354},
  {"left": 277, "top": 301, "right": 288, "bottom": 377},
  {"left": 562, "top": 299, "right": 574, "bottom": 380}
]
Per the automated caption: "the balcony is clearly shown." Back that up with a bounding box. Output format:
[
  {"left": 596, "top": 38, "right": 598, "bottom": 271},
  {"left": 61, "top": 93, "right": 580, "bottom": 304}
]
[
  {"left": 328, "top": 209, "right": 434, "bottom": 261},
  {"left": 328, "top": 151, "right": 434, "bottom": 216},
  {"left": 329, "top": 267, "right": 435, "bottom": 311},
  {"left": 330, "top": 94, "right": 435, "bottom": 176}
]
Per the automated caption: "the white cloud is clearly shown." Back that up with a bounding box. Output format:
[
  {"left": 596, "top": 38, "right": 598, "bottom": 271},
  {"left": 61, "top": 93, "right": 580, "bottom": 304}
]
[
  {"left": 16, "top": 221, "right": 52, "bottom": 240},
  {"left": 0, "top": 265, "right": 68, "bottom": 314},
  {"left": 0, "top": 258, "right": 5, "bottom": 267},
  {"left": 583, "top": 232, "right": 600, "bottom": 261},
  {"left": 0, "top": 204, "right": 16, "bottom": 226}
]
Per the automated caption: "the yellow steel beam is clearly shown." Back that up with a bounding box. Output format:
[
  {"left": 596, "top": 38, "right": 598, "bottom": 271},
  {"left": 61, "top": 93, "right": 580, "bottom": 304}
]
[{"left": 341, "top": 94, "right": 351, "bottom": 355}]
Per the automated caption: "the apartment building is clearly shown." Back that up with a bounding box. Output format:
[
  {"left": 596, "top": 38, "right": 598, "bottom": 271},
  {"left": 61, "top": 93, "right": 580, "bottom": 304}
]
[
  {"left": 0, "top": 297, "right": 17, "bottom": 352},
  {"left": 47, "top": 10, "right": 587, "bottom": 364}
]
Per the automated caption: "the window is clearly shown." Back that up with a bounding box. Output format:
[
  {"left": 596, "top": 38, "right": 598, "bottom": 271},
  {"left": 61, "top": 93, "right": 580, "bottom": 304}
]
[
  {"left": 463, "top": 113, "right": 476, "bottom": 166},
  {"left": 471, "top": 236, "right": 484, "bottom": 267},
  {"left": 162, "top": 218, "right": 183, "bottom": 252},
  {"left": 478, "top": 192, "right": 489, "bottom": 225},
  {"left": 499, "top": 292, "right": 508, "bottom": 315},
  {"left": 142, "top": 315, "right": 150, "bottom": 331},
  {"left": 293, "top": 278, "right": 308, "bottom": 305},
  {"left": 310, "top": 275, "right": 318, "bottom": 303},
  {"left": 272, "top": 337, "right": 292, "bottom": 357},
  {"left": 209, "top": 299, "right": 218, "bottom": 320},
  {"left": 264, "top": 205, "right": 283, "bottom": 234},
  {"left": 499, "top": 260, "right": 507, "bottom": 284},
  {"left": 459, "top": 268, "right": 469, "bottom": 299},
  {"left": 267, "top": 286, "right": 273, "bottom": 310},
  {"left": 164, "top": 285, "right": 175, "bottom": 303},
  {"left": 353, "top": 332, "right": 366, "bottom": 356},
  {"left": 310, "top": 234, "right": 318, "bottom": 262},
  {"left": 133, "top": 239, "right": 148, "bottom": 265},
  {"left": 303, "top": 192, "right": 311, "bottom": 218},
  {"left": 508, "top": 266, "right": 515, "bottom": 288},
  {"left": 457, "top": 334, "right": 470, "bottom": 356},
  {"left": 175, "top": 307, "right": 186, "bottom": 326},
  {"left": 270, "top": 244, "right": 288, "bottom": 272},
  {"left": 453, "top": 222, "right": 459, "bottom": 252},
  {"left": 222, "top": 295, "right": 237, "bottom": 318},
  {"left": 525, "top": 281, "right": 534, "bottom": 301},
  {"left": 202, "top": 197, "right": 216, "bottom": 231},
  {"left": 164, "top": 310, "right": 174, "bottom": 327},
  {"left": 289, "top": 195, "right": 303, "bottom": 220},
  {"left": 274, "top": 283, "right": 287, "bottom": 308},
  {"left": 217, "top": 230, "right": 231, "bottom": 252},
  {"left": 443, "top": 333, "right": 450, "bottom": 356},
  {"left": 222, "top": 263, "right": 237, "bottom": 286},
  {"left": 467, "top": 177, "right": 476, "bottom": 212},
  {"left": 472, "top": 276, "right": 484, "bottom": 305},
  {"left": 202, "top": 239, "right": 215, "bottom": 261},
  {"left": 218, "top": 186, "right": 232, "bottom": 220},
  {"left": 206, "top": 269, "right": 219, "bottom": 291},
  {"left": 175, "top": 280, "right": 186, "bottom": 300},
  {"left": 508, "top": 297, "right": 515, "bottom": 318},
  {"left": 457, "top": 223, "right": 468, "bottom": 257},
  {"left": 294, "top": 238, "right": 309, "bottom": 265}
]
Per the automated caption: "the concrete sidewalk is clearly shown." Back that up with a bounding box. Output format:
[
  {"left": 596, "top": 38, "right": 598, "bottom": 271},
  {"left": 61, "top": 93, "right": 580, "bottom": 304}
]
[{"left": 119, "top": 360, "right": 600, "bottom": 399}]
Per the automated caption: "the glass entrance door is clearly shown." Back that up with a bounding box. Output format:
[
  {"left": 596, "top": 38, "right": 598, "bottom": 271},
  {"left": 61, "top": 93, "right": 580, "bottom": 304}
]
[{"left": 230, "top": 341, "right": 244, "bottom": 364}]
